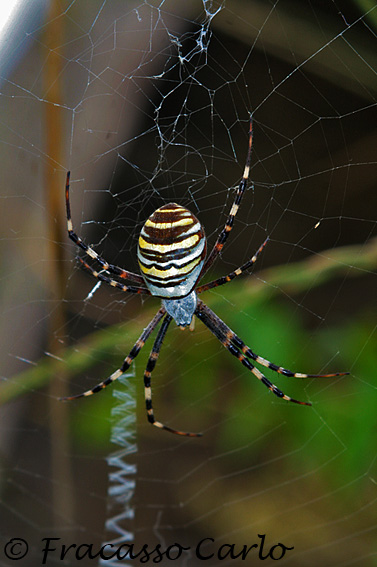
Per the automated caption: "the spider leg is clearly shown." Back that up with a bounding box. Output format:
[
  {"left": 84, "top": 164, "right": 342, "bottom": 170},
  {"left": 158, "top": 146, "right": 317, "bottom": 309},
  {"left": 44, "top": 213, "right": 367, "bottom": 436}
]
[
  {"left": 229, "top": 331, "right": 349, "bottom": 379},
  {"left": 65, "top": 171, "right": 145, "bottom": 285},
  {"left": 144, "top": 314, "right": 202, "bottom": 437},
  {"left": 77, "top": 257, "right": 150, "bottom": 295},
  {"left": 195, "top": 299, "right": 343, "bottom": 406},
  {"left": 60, "top": 307, "right": 165, "bottom": 401},
  {"left": 200, "top": 116, "right": 253, "bottom": 278},
  {"left": 196, "top": 296, "right": 348, "bottom": 380},
  {"left": 196, "top": 237, "right": 268, "bottom": 294}
]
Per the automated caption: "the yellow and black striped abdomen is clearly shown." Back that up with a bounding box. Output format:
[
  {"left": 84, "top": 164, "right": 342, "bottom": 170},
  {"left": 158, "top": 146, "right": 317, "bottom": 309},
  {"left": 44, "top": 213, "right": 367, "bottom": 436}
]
[{"left": 138, "top": 203, "right": 207, "bottom": 298}]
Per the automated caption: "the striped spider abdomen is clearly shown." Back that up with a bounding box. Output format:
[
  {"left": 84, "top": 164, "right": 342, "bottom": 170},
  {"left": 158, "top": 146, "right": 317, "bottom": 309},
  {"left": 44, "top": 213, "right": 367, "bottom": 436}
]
[{"left": 137, "top": 202, "right": 207, "bottom": 300}]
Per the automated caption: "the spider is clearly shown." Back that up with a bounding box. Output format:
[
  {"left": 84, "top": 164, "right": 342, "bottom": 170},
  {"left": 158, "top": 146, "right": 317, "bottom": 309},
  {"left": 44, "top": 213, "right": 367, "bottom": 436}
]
[{"left": 61, "top": 118, "right": 347, "bottom": 437}]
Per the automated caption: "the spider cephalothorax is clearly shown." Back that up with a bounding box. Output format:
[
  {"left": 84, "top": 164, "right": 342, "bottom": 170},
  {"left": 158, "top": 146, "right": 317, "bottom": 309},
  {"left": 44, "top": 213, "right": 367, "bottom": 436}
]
[{"left": 61, "top": 118, "right": 348, "bottom": 437}]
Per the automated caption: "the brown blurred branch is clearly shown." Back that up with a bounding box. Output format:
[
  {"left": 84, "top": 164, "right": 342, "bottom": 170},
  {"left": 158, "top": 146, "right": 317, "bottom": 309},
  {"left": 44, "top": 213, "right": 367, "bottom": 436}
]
[{"left": 43, "top": 1, "right": 74, "bottom": 527}]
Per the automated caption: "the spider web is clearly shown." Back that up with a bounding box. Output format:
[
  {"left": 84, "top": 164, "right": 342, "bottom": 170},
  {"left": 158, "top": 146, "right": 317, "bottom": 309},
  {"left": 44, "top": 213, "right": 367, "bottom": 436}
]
[{"left": 0, "top": 1, "right": 376, "bottom": 566}]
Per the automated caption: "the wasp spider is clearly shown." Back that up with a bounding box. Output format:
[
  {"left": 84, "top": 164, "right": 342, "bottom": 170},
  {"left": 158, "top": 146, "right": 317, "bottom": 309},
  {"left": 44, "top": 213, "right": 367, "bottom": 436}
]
[{"left": 61, "top": 118, "right": 347, "bottom": 437}]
